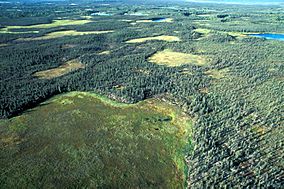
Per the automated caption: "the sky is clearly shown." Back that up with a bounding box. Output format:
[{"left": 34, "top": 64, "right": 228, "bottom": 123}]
[
  {"left": 0, "top": 0, "right": 283, "bottom": 5},
  {"left": 186, "top": 0, "right": 284, "bottom": 5}
]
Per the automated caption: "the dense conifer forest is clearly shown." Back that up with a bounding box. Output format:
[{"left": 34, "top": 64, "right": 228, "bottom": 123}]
[{"left": 0, "top": 0, "right": 283, "bottom": 188}]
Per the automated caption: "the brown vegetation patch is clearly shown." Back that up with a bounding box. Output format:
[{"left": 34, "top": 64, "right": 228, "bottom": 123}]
[
  {"left": 199, "top": 88, "right": 209, "bottom": 94},
  {"left": 33, "top": 59, "right": 85, "bottom": 79}
]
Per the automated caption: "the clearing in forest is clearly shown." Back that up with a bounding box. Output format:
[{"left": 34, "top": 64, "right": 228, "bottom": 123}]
[
  {"left": 0, "top": 92, "right": 192, "bottom": 188},
  {"left": 148, "top": 49, "right": 207, "bottom": 67},
  {"left": 98, "top": 50, "right": 111, "bottom": 55},
  {"left": 0, "top": 19, "right": 93, "bottom": 34},
  {"left": 0, "top": 44, "right": 8, "bottom": 47},
  {"left": 205, "top": 68, "right": 229, "bottom": 79},
  {"left": 126, "top": 35, "right": 181, "bottom": 43},
  {"left": 17, "top": 30, "right": 114, "bottom": 41},
  {"left": 194, "top": 28, "right": 212, "bottom": 35},
  {"left": 33, "top": 59, "right": 85, "bottom": 79}
]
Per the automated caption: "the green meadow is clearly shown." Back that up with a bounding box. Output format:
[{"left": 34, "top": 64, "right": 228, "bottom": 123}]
[
  {"left": 0, "top": 92, "right": 192, "bottom": 188},
  {"left": 0, "top": 20, "right": 93, "bottom": 34}
]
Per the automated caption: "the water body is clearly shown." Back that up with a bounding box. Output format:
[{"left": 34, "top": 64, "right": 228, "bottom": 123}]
[
  {"left": 152, "top": 18, "right": 167, "bottom": 22},
  {"left": 126, "top": 12, "right": 148, "bottom": 16},
  {"left": 249, "top": 33, "right": 284, "bottom": 41},
  {"left": 91, "top": 12, "right": 113, "bottom": 16}
]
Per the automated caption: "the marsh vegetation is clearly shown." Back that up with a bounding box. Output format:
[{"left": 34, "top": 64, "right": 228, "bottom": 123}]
[
  {"left": 0, "top": 92, "right": 192, "bottom": 188},
  {"left": 0, "top": 1, "right": 283, "bottom": 188}
]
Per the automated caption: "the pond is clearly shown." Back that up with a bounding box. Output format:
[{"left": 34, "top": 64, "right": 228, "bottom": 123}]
[
  {"left": 249, "top": 33, "right": 284, "bottom": 41},
  {"left": 152, "top": 17, "right": 167, "bottom": 22},
  {"left": 91, "top": 12, "right": 113, "bottom": 16}
]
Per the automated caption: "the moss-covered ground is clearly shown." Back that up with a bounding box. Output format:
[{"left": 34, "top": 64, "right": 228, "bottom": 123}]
[{"left": 0, "top": 92, "right": 192, "bottom": 189}]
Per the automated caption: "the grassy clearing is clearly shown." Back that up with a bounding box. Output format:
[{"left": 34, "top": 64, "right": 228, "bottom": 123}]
[
  {"left": 148, "top": 49, "right": 207, "bottom": 67},
  {"left": 194, "top": 28, "right": 212, "bottom": 40},
  {"left": 81, "top": 16, "right": 93, "bottom": 20},
  {"left": 126, "top": 35, "right": 181, "bottom": 43},
  {"left": 205, "top": 68, "right": 229, "bottom": 79},
  {"left": 98, "top": 50, "right": 111, "bottom": 55},
  {"left": 120, "top": 19, "right": 132, "bottom": 22},
  {"left": 0, "top": 91, "right": 192, "bottom": 188},
  {"left": 0, "top": 44, "right": 8, "bottom": 47},
  {"left": 17, "top": 30, "right": 114, "bottom": 41},
  {"left": 194, "top": 28, "right": 212, "bottom": 35},
  {"left": 227, "top": 32, "right": 248, "bottom": 38},
  {"left": 0, "top": 28, "right": 39, "bottom": 34},
  {"left": 0, "top": 19, "right": 93, "bottom": 34},
  {"left": 33, "top": 59, "right": 85, "bottom": 79},
  {"left": 61, "top": 44, "right": 77, "bottom": 49},
  {"left": 194, "top": 28, "right": 256, "bottom": 39}
]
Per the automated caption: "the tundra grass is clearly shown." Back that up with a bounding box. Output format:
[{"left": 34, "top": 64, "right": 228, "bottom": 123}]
[
  {"left": 126, "top": 35, "right": 181, "bottom": 43},
  {"left": 0, "top": 92, "right": 192, "bottom": 188},
  {"left": 194, "top": 28, "right": 212, "bottom": 35},
  {"left": 148, "top": 49, "right": 207, "bottom": 67},
  {"left": 98, "top": 50, "right": 111, "bottom": 55},
  {"left": 33, "top": 59, "right": 85, "bottom": 79},
  {"left": 0, "top": 44, "right": 8, "bottom": 47},
  {"left": 17, "top": 30, "right": 114, "bottom": 41},
  {"left": 0, "top": 19, "right": 93, "bottom": 34}
]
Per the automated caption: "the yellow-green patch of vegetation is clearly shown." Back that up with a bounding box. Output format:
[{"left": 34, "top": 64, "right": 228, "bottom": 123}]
[
  {"left": 120, "top": 19, "right": 132, "bottom": 22},
  {"left": 148, "top": 49, "right": 207, "bottom": 67},
  {"left": 17, "top": 30, "right": 114, "bottom": 41},
  {"left": 126, "top": 35, "right": 181, "bottom": 43},
  {"left": 227, "top": 31, "right": 248, "bottom": 38},
  {"left": 0, "top": 19, "right": 93, "bottom": 34},
  {"left": 59, "top": 98, "right": 74, "bottom": 105},
  {"left": 81, "top": 16, "right": 93, "bottom": 20},
  {"left": 0, "top": 92, "right": 193, "bottom": 188},
  {"left": 194, "top": 28, "right": 212, "bottom": 35},
  {"left": 98, "top": 50, "right": 111, "bottom": 55},
  {"left": 59, "top": 91, "right": 134, "bottom": 108},
  {"left": 0, "top": 118, "right": 28, "bottom": 148},
  {"left": 0, "top": 44, "right": 8, "bottom": 47},
  {"left": 205, "top": 68, "right": 229, "bottom": 79},
  {"left": 180, "top": 68, "right": 193, "bottom": 75},
  {"left": 251, "top": 125, "right": 267, "bottom": 135},
  {"left": 0, "top": 28, "right": 39, "bottom": 34},
  {"left": 33, "top": 59, "right": 85, "bottom": 79},
  {"left": 113, "top": 85, "right": 125, "bottom": 90},
  {"left": 10, "top": 19, "right": 91, "bottom": 29},
  {"left": 199, "top": 87, "right": 209, "bottom": 94}
]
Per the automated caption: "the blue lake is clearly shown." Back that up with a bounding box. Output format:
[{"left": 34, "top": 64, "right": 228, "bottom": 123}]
[
  {"left": 152, "top": 18, "right": 167, "bottom": 22},
  {"left": 249, "top": 33, "right": 284, "bottom": 41},
  {"left": 91, "top": 12, "right": 113, "bottom": 16}
]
